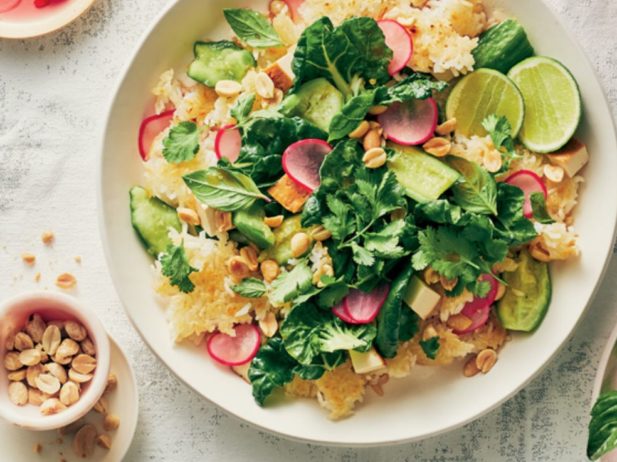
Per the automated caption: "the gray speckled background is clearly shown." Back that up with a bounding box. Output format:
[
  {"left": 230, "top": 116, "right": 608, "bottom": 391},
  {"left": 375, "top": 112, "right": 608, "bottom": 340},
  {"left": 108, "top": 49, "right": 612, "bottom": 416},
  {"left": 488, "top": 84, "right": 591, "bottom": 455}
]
[{"left": 1, "top": 0, "right": 616, "bottom": 460}]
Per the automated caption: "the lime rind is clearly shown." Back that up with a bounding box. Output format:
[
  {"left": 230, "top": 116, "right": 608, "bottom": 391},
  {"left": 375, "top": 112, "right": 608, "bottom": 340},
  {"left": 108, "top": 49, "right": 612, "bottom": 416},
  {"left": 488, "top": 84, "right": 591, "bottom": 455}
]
[
  {"left": 508, "top": 56, "right": 582, "bottom": 153},
  {"left": 446, "top": 68, "right": 525, "bottom": 138}
]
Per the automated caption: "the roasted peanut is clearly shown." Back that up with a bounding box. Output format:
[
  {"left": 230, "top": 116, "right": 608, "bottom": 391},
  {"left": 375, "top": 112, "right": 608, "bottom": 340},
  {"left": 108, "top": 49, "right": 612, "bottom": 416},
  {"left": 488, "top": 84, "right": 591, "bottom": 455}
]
[
  {"left": 362, "top": 147, "right": 387, "bottom": 169},
  {"left": 260, "top": 260, "right": 280, "bottom": 283},
  {"left": 290, "top": 232, "right": 311, "bottom": 257}
]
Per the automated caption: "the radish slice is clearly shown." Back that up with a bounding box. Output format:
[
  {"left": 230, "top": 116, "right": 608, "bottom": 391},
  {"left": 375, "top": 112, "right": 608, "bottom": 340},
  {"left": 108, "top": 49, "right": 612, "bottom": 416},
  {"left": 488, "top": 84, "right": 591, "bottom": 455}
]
[
  {"left": 454, "top": 275, "right": 499, "bottom": 335},
  {"left": 378, "top": 19, "right": 414, "bottom": 76},
  {"left": 0, "top": 0, "right": 20, "bottom": 13},
  {"left": 215, "top": 124, "right": 242, "bottom": 163},
  {"left": 206, "top": 324, "right": 261, "bottom": 366},
  {"left": 343, "top": 285, "right": 390, "bottom": 324},
  {"left": 378, "top": 97, "right": 438, "bottom": 146},
  {"left": 269, "top": 0, "right": 303, "bottom": 21},
  {"left": 138, "top": 110, "right": 174, "bottom": 161},
  {"left": 505, "top": 169, "right": 548, "bottom": 218},
  {"left": 282, "top": 139, "right": 332, "bottom": 193},
  {"left": 333, "top": 302, "right": 361, "bottom": 324}
]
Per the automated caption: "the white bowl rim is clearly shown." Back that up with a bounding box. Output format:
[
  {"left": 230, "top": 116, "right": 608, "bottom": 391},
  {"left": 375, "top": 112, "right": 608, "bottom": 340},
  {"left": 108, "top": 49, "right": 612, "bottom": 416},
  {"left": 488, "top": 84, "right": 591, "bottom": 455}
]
[
  {"left": 0, "top": 291, "right": 111, "bottom": 431},
  {"left": 96, "top": 0, "right": 617, "bottom": 447}
]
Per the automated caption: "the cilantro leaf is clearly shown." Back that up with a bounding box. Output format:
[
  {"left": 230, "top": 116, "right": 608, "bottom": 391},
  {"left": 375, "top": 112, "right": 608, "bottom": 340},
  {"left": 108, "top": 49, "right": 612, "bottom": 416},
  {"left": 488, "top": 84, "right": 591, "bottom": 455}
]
[
  {"left": 495, "top": 183, "right": 538, "bottom": 246},
  {"left": 231, "top": 278, "right": 267, "bottom": 298},
  {"left": 482, "top": 115, "right": 519, "bottom": 171},
  {"left": 419, "top": 336, "right": 440, "bottom": 360},
  {"left": 449, "top": 157, "right": 498, "bottom": 215},
  {"left": 530, "top": 192, "right": 554, "bottom": 224},
  {"left": 269, "top": 262, "right": 313, "bottom": 306},
  {"left": 163, "top": 121, "right": 201, "bottom": 164},
  {"left": 159, "top": 243, "right": 197, "bottom": 293},
  {"left": 350, "top": 241, "right": 375, "bottom": 266},
  {"left": 230, "top": 93, "right": 256, "bottom": 125}
]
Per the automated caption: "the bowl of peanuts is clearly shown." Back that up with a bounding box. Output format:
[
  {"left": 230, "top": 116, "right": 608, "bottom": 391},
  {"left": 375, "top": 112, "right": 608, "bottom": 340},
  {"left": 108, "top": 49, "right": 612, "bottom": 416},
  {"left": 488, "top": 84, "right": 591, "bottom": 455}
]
[{"left": 0, "top": 291, "right": 110, "bottom": 431}]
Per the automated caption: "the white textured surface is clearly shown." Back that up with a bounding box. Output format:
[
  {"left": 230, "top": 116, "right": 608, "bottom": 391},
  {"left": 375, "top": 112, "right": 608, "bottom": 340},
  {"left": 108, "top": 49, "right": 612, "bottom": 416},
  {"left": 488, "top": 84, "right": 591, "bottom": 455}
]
[{"left": 0, "top": 0, "right": 616, "bottom": 460}]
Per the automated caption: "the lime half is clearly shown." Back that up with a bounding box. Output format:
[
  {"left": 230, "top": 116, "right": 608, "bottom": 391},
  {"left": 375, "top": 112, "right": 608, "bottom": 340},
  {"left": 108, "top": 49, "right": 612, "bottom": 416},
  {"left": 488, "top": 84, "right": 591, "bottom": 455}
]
[
  {"left": 508, "top": 57, "right": 581, "bottom": 153},
  {"left": 446, "top": 68, "right": 525, "bottom": 138}
]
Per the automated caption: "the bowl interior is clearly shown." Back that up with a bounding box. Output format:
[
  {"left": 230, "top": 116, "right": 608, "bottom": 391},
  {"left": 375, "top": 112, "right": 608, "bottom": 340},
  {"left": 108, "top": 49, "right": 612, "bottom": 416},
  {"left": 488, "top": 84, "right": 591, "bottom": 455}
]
[
  {"left": 99, "top": 0, "right": 617, "bottom": 446},
  {"left": 0, "top": 292, "right": 110, "bottom": 431}
]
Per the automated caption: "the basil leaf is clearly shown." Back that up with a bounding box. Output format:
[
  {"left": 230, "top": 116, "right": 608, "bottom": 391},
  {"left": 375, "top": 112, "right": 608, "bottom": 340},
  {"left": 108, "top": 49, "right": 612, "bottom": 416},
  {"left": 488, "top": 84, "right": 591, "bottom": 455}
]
[
  {"left": 230, "top": 93, "right": 256, "bottom": 125},
  {"left": 530, "top": 192, "right": 554, "bottom": 224},
  {"left": 419, "top": 336, "right": 440, "bottom": 360},
  {"left": 449, "top": 157, "right": 498, "bottom": 215},
  {"left": 588, "top": 390, "right": 617, "bottom": 460},
  {"left": 183, "top": 167, "right": 268, "bottom": 212},
  {"left": 223, "top": 8, "right": 283, "bottom": 48},
  {"left": 231, "top": 277, "right": 267, "bottom": 298},
  {"left": 162, "top": 122, "right": 201, "bottom": 164}
]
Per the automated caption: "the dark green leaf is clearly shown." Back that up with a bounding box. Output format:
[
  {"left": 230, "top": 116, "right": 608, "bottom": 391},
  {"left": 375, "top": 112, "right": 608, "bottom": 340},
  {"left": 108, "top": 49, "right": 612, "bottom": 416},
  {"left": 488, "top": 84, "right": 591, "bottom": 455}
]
[
  {"left": 223, "top": 8, "right": 283, "bottom": 48},
  {"left": 587, "top": 390, "right": 617, "bottom": 459},
  {"left": 269, "top": 261, "right": 314, "bottom": 305},
  {"left": 482, "top": 114, "right": 518, "bottom": 170},
  {"left": 495, "top": 183, "right": 537, "bottom": 246},
  {"left": 231, "top": 277, "right": 267, "bottom": 298},
  {"left": 162, "top": 122, "right": 201, "bottom": 164},
  {"left": 449, "top": 157, "right": 498, "bottom": 215},
  {"left": 183, "top": 167, "right": 268, "bottom": 212},
  {"left": 159, "top": 243, "right": 197, "bottom": 293},
  {"left": 530, "top": 192, "right": 554, "bottom": 224},
  {"left": 419, "top": 336, "right": 440, "bottom": 360},
  {"left": 230, "top": 93, "right": 256, "bottom": 124},
  {"left": 398, "top": 305, "right": 420, "bottom": 342},
  {"left": 248, "top": 337, "right": 298, "bottom": 406}
]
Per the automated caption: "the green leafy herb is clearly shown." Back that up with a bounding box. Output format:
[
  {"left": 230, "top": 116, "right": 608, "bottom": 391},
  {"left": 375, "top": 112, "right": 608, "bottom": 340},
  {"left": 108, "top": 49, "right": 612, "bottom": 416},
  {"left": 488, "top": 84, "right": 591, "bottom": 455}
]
[
  {"left": 293, "top": 17, "right": 392, "bottom": 99},
  {"left": 231, "top": 278, "right": 267, "bottom": 298},
  {"left": 419, "top": 336, "right": 440, "bottom": 360},
  {"left": 223, "top": 8, "right": 283, "bottom": 48},
  {"left": 230, "top": 92, "right": 256, "bottom": 125},
  {"left": 482, "top": 114, "right": 519, "bottom": 171},
  {"left": 530, "top": 192, "right": 554, "bottom": 224},
  {"left": 162, "top": 122, "right": 201, "bottom": 164},
  {"left": 449, "top": 157, "right": 498, "bottom": 215},
  {"left": 183, "top": 167, "right": 269, "bottom": 212},
  {"left": 494, "top": 183, "right": 538, "bottom": 246},
  {"left": 159, "top": 243, "right": 197, "bottom": 293},
  {"left": 279, "top": 303, "right": 376, "bottom": 365},
  {"left": 248, "top": 336, "right": 326, "bottom": 406},
  {"left": 587, "top": 390, "right": 617, "bottom": 460},
  {"left": 269, "top": 261, "right": 314, "bottom": 306}
]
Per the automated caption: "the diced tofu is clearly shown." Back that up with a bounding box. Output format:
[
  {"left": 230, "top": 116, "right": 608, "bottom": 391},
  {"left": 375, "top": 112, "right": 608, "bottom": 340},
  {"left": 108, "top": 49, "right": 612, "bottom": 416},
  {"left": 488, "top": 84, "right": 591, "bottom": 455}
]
[
  {"left": 349, "top": 348, "right": 386, "bottom": 375},
  {"left": 267, "top": 174, "right": 310, "bottom": 213},
  {"left": 547, "top": 138, "right": 589, "bottom": 177},
  {"left": 403, "top": 275, "right": 441, "bottom": 320},
  {"left": 265, "top": 47, "right": 295, "bottom": 92}
]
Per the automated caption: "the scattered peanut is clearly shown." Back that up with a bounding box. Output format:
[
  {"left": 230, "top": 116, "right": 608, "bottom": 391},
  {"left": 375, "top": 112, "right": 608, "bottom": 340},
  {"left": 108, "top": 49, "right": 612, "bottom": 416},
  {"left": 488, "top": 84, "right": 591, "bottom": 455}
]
[
  {"left": 423, "top": 267, "right": 440, "bottom": 285},
  {"left": 68, "top": 369, "right": 93, "bottom": 384},
  {"left": 362, "top": 147, "right": 387, "bottom": 169},
  {"left": 65, "top": 321, "right": 87, "bottom": 342},
  {"left": 45, "top": 362, "right": 68, "bottom": 384},
  {"left": 475, "top": 348, "right": 498, "bottom": 374},
  {"left": 310, "top": 225, "right": 332, "bottom": 242},
  {"left": 214, "top": 79, "right": 243, "bottom": 98},
  {"left": 80, "top": 338, "right": 96, "bottom": 357},
  {"left": 348, "top": 120, "right": 370, "bottom": 139},
  {"left": 495, "top": 283, "right": 507, "bottom": 301},
  {"left": 19, "top": 348, "right": 42, "bottom": 367},
  {"left": 8, "top": 382, "right": 28, "bottom": 406},
  {"left": 96, "top": 433, "right": 113, "bottom": 450},
  {"left": 105, "top": 373, "right": 118, "bottom": 394},
  {"left": 177, "top": 207, "right": 201, "bottom": 226},
  {"left": 93, "top": 396, "right": 109, "bottom": 415},
  {"left": 41, "top": 231, "right": 55, "bottom": 245},
  {"left": 59, "top": 381, "right": 80, "bottom": 406},
  {"left": 55, "top": 273, "right": 77, "bottom": 290},
  {"left": 255, "top": 72, "right": 275, "bottom": 99},
  {"left": 103, "top": 414, "right": 121, "bottom": 431},
  {"left": 227, "top": 256, "right": 251, "bottom": 281},
  {"left": 26, "top": 314, "right": 46, "bottom": 343},
  {"left": 260, "top": 259, "right": 280, "bottom": 283},
  {"left": 463, "top": 355, "right": 480, "bottom": 377},
  {"left": 40, "top": 398, "right": 66, "bottom": 416},
  {"left": 35, "top": 373, "right": 61, "bottom": 395},
  {"left": 446, "top": 314, "right": 473, "bottom": 332},
  {"left": 435, "top": 117, "right": 457, "bottom": 136},
  {"left": 72, "top": 424, "right": 97, "bottom": 458},
  {"left": 239, "top": 246, "right": 259, "bottom": 272},
  {"left": 27, "top": 364, "right": 45, "bottom": 387},
  {"left": 42, "top": 325, "right": 62, "bottom": 356},
  {"left": 368, "top": 105, "right": 388, "bottom": 115},
  {"left": 214, "top": 211, "right": 234, "bottom": 233},
  {"left": 423, "top": 137, "right": 451, "bottom": 157},
  {"left": 290, "top": 232, "right": 311, "bottom": 258},
  {"left": 28, "top": 388, "right": 47, "bottom": 406},
  {"left": 439, "top": 275, "right": 458, "bottom": 291},
  {"left": 269, "top": 0, "right": 287, "bottom": 15},
  {"left": 57, "top": 338, "right": 80, "bottom": 358},
  {"left": 544, "top": 164, "right": 565, "bottom": 183},
  {"left": 258, "top": 312, "right": 278, "bottom": 338},
  {"left": 21, "top": 252, "right": 36, "bottom": 265},
  {"left": 529, "top": 240, "right": 552, "bottom": 263},
  {"left": 362, "top": 128, "right": 383, "bottom": 151},
  {"left": 312, "top": 264, "right": 334, "bottom": 288},
  {"left": 263, "top": 215, "right": 284, "bottom": 228},
  {"left": 72, "top": 354, "right": 97, "bottom": 375},
  {"left": 14, "top": 332, "right": 34, "bottom": 351}
]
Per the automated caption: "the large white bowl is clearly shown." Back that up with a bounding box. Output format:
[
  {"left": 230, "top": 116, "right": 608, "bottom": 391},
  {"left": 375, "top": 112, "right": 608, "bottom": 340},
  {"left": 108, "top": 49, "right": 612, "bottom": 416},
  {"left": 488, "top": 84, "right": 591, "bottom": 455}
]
[{"left": 98, "top": 0, "right": 617, "bottom": 446}]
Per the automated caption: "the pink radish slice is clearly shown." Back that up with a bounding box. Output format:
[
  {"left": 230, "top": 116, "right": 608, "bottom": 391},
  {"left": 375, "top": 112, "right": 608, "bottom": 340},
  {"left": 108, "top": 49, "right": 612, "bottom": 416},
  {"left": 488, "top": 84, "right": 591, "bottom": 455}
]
[
  {"left": 207, "top": 324, "right": 261, "bottom": 366},
  {"left": 138, "top": 109, "right": 175, "bottom": 161},
  {"left": 333, "top": 302, "right": 361, "bottom": 324},
  {"left": 505, "top": 169, "right": 548, "bottom": 218},
  {"left": 0, "top": 0, "right": 20, "bottom": 13},
  {"left": 378, "top": 97, "right": 438, "bottom": 146},
  {"left": 269, "top": 0, "right": 303, "bottom": 21},
  {"left": 378, "top": 19, "right": 414, "bottom": 76},
  {"left": 282, "top": 138, "right": 332, "bottom": 193},
  {"left": 454, "top": 275, "right": 499, "bottom": 335},
  {"left": 215, "top": 124, "right": 242, "bottom": 163},
  {"left": 343, "top": 285, "right": 390, "bottom": 324}
]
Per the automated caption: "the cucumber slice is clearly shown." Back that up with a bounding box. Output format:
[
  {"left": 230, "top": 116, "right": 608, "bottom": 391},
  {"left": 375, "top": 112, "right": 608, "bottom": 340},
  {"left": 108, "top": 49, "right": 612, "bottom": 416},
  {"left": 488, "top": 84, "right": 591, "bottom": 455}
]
[
  {"left": 188, "top": 41, "right": 255, "bottom": 87},
  {"left": 472, "top": 19, "right": 534, "bottom": 74},
  {"left": 129, "top": 186, "right": 181, "bottom": 257},
  {"left": 233, "top": 203, "right": 276, "bottom": 250},
  {"left": 260, "top": 215, "right": 304, "bottom": 265},
  {"left": 497, "top": 249, "right": 552, "bottom": 332},
  {"left": 387, "top": 144, "right": 460, "bottom": 203},
  {"left": 290, "top": 78, "right": 344, "bottom": 132}
]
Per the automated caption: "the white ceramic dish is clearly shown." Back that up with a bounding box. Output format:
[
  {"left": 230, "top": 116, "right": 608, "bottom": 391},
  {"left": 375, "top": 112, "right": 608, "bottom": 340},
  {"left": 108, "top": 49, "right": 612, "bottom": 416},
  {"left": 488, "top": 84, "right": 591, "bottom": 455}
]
[
  {"left": 0, "top": 291, "right": 111, "bottom": 431},
  {"left": 0, "top": 336, "right": 139, "bottom": 461},
  {"left": 98, "top": 0, "right": 617, "bottom": 446},
  {"left": 0, "top": 0, "right": 96, "bottom": 39}
]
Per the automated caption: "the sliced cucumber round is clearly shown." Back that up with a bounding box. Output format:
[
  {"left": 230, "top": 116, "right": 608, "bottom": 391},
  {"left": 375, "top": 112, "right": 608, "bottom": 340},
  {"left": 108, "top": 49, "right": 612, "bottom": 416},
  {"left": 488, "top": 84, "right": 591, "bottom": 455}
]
[
  {"left": 188, "top": 40, "right": 255, "bottom": 87},
  {"left": 291, "top": 78, "right": 344, "bottom": 132},
  {"left": 497, "top": 249, "right": 552, "bottom": 332}
]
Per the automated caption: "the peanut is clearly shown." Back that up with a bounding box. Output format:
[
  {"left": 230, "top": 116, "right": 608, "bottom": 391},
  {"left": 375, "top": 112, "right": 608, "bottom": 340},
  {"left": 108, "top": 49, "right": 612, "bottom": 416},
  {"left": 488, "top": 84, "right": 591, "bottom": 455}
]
[
  {"left": 8, "top": 382, "right": 28, "bottom": 406},
  {"left": 263, "top": 215, "right": 284, "bottom": 228},
  {"left": 214, "top": 80, "right": 242, "bottom": 98},
  {"left": 362, "top": 128, "right": 383, "bottom": 151},
  {"left": 362, "top": 147, "right": 387, "bottom": 169},
  {"left": 348, "top": 120, "right": 370, "bottom": 139},
  {"left": 475, "top": 348, "right": 498, "bottom": 374},
  {"left": 310, "top": 226, "right": 332, "bottom": 242},
  {"left": 65, "top": 321, "right": 87, "bottom": 342},
  {"left": 423, "top": 137, "right": 451, "bottom": 157},
  {"left": 290, "top": 232, "right": 311, "bottom": 258},
  {"left": 435, "top": 118, "right": 457, "bottom": 136},
  {"left": 260, "top": 260, "right": 280, "bottom": 283}
]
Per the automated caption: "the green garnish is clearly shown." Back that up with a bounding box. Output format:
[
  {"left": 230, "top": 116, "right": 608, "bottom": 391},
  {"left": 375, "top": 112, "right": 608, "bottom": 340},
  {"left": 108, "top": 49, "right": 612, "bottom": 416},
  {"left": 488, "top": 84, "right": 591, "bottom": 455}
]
[
  {"left": 223, "top": 8, "right": 283, "bottom": 48},
  {"left": 419, "top": 336, "right": 440, "bottom": 360},
  {"left": 588, "top": 391, "right": 617, "bottom": 460},
  {"left": 159, "top": 243, "right": 197, "bottom": 293},
  {"left": 231, "top": 278, "right": 267, "bottom": 298},
  {"left": 162, "top": 122, "right": 201, "bottom": 164}
]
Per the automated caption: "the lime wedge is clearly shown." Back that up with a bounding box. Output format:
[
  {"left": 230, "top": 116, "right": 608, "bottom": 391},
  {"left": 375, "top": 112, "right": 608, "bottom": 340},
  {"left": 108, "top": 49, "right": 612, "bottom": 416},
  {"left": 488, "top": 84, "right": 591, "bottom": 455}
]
[
  {"left": 446, "top": 68, "right": 525, "bottom": 137},
  {"left": 508, "top": 57, "right": 581, "bottom": 153}
]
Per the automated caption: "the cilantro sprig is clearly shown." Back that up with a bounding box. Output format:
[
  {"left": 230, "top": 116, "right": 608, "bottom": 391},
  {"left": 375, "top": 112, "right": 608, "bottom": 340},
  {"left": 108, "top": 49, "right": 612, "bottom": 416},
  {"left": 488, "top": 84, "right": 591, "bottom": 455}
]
[{"left": 159, "top": 243, "right": 197, "bottom": 293}]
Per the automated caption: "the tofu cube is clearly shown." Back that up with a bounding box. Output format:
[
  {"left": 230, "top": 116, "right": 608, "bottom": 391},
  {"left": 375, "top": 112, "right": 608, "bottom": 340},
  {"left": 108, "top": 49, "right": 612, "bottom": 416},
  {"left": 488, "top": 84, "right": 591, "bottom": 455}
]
[
  {"left": 547, "top": 138, "right": 589, "bottom": 177},
  {"left": 268, "top": 174, "right": 310, "bottom": 213},
  {"left": 349, "top": 348, "right": 386, "bottom": 375},
  {"left": 403, "top": 275, "right": 442, "bottom": 320},
  {"left": 265, "top": 47, "right": 295, "bottom": 92}
]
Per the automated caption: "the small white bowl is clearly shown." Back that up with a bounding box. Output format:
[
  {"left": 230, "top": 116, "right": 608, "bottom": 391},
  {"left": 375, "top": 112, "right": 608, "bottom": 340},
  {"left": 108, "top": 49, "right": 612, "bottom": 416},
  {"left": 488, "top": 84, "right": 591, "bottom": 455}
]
[{"left": 0, "top": 291, "right": 110, "bottom": 431}]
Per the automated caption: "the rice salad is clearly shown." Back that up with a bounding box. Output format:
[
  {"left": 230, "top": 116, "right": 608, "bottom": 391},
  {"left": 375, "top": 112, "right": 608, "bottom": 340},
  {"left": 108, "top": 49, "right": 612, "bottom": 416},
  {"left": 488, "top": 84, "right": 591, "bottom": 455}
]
[{"left": 129, "top": 0, "right": 588, "bottom": 419}]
